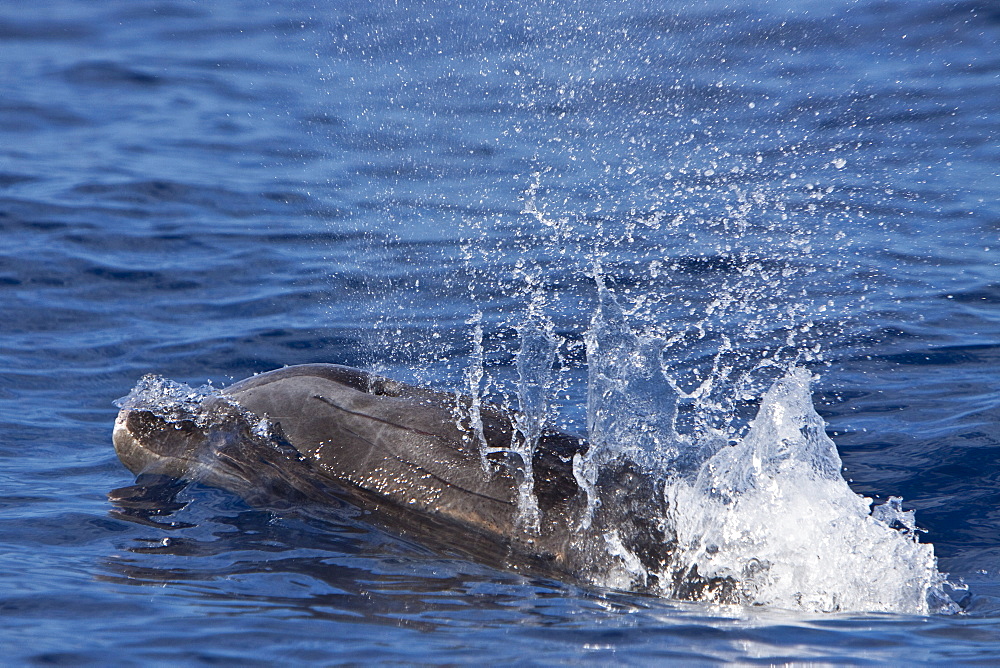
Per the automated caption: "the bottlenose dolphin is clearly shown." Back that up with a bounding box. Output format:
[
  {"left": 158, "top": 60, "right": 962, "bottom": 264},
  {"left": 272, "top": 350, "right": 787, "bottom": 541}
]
[{"left": 112, "top": 363, "right": 729, "bottom": 599}]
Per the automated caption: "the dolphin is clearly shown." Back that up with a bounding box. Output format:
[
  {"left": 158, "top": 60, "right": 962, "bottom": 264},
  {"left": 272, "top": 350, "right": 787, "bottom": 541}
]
[{"left": 112, "top": 363, "right": 730, "bottom": 599}]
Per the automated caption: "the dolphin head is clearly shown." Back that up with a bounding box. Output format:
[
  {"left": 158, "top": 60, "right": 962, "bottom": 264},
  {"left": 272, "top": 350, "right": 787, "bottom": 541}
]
[
  {"left": 112, "top": 407, "right": 205, "bottom": 478},
  {"left": 112, "top": 381, "right": 323, "bottom": 507},
  {"left": 112, "top": 397, "right": 256, "bottom": 479}
]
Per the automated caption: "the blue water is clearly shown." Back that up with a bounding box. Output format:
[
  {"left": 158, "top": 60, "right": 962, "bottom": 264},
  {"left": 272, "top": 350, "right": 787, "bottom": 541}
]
[{"left": 2, "top": 0, "right": 999, "bottom": 662}]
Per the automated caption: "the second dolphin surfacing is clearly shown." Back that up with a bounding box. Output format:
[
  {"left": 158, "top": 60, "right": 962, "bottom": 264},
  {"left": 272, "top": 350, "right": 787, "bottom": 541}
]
[{"left": 112, "top": 364, "right": 731, "bottom": 600}]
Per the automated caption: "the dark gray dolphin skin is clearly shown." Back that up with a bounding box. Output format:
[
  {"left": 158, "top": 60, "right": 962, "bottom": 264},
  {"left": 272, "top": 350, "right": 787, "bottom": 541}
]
[{"left": 112, "top": 364, "right": 728, "bottom": 598}]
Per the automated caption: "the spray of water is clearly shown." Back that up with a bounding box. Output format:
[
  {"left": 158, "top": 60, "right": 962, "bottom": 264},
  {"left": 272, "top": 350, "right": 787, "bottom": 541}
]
[
  {"left": 444, "top": 165, "right": 961, "bottom": 613},
  {"left": 464, "top": 270, "right": 960, "bottom": 614}
]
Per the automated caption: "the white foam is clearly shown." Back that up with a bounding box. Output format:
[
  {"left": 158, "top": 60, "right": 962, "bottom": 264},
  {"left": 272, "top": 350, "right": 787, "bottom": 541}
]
[{"left": 663, "top": 368, "right": 956, "bottom": 614}]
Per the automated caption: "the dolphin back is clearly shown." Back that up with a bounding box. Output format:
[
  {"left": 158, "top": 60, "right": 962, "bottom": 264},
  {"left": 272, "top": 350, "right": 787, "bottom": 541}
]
[{"left": 224, "top": 364, "right": 524, "bottom": 536}]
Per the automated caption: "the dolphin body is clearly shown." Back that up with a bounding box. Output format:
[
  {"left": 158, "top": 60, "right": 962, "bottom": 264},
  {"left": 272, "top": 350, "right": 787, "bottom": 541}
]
[{"left": 112, "top": 363, "right": 728, "bottom": 599}]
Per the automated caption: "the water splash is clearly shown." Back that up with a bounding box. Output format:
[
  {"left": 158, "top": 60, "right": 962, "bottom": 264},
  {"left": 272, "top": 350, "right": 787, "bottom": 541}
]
[
  {"left": 666, "top": 368, "right": 955, "bottom": 614},
  {"left": 473, "top": 279, "right": 959, "bottom": 614},
  {"left": 511, "top": 305, "right": 559, "bottom": 531},
  {"left": 115, "top": 375, "right": 218, "bottom": 424}
]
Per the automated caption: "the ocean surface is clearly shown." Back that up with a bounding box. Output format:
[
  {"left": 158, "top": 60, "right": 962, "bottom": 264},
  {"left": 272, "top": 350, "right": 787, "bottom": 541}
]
[{"left": 2, "top": 0, "right": 999, "bottom": 663}]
